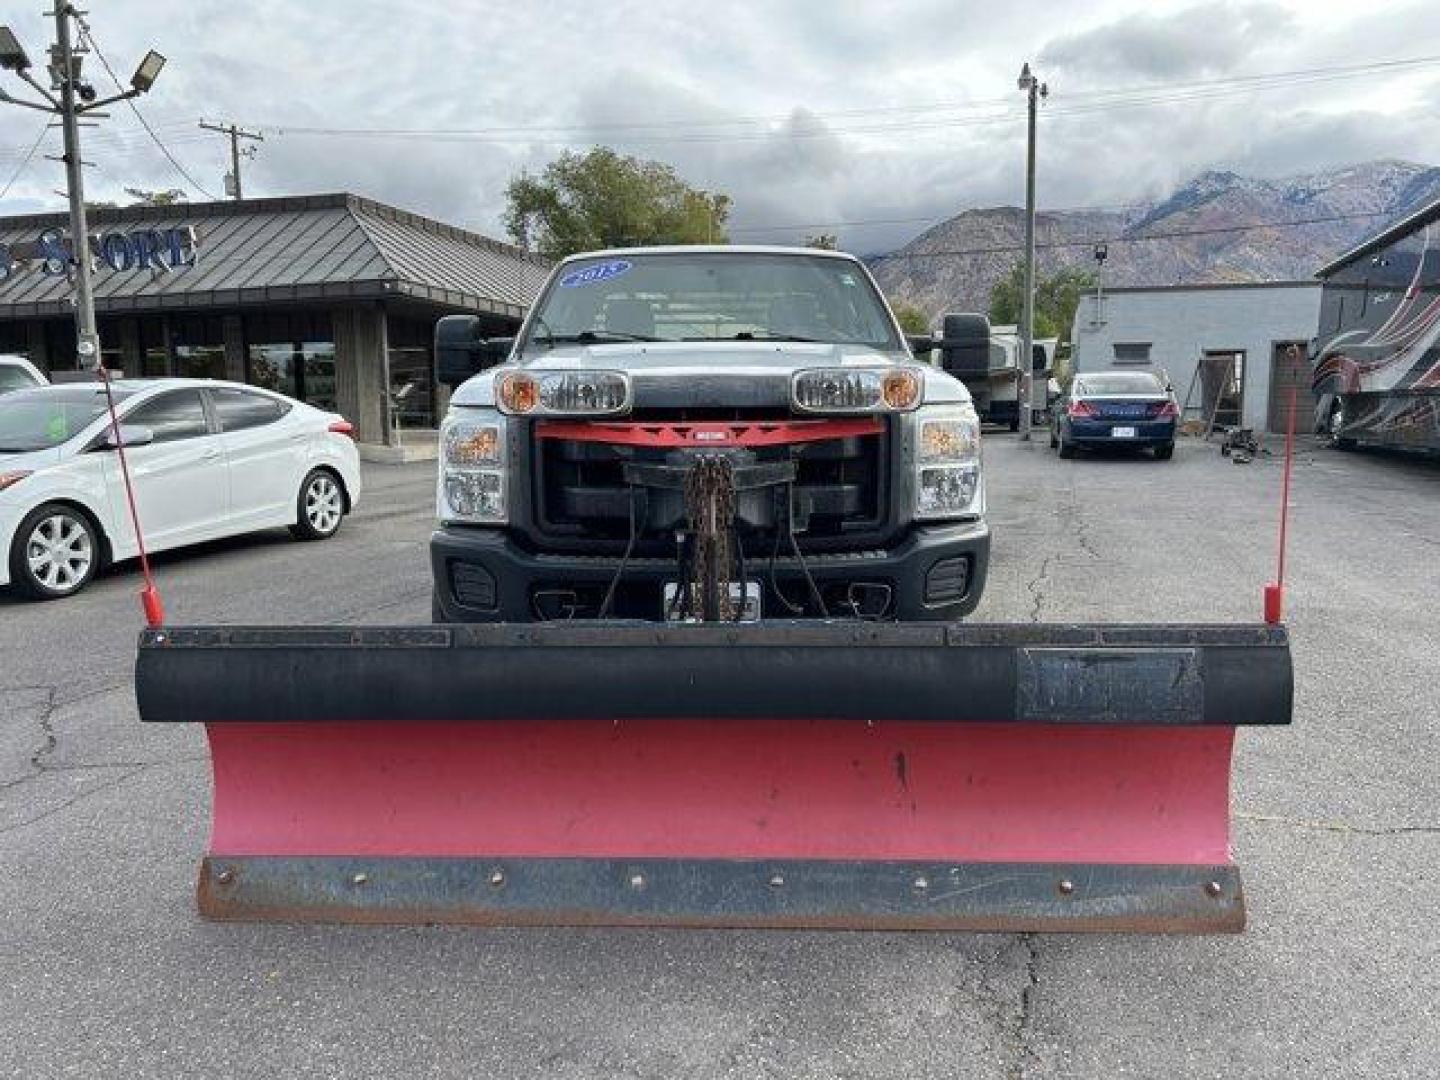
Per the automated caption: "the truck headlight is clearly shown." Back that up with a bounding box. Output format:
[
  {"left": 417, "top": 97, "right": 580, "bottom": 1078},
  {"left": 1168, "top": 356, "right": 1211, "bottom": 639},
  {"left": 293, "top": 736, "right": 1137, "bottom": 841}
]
[
  {"left": 497, "top": 370, "right": 631, "bottom": 415},
  {"left": 439, "top": 413, "right": 507, "bottom": 523},
  {"left": 792, "top": 367, "right": 922, "bottom": 414},
  {"left": 444, "top": 470, "right": 505, "bottom": 521},
  {"left": 914, "top": 408, "right": 983, "bottom": 521},
  {"left": 917, "top": 464, "right": 980, "bottom": 518}
]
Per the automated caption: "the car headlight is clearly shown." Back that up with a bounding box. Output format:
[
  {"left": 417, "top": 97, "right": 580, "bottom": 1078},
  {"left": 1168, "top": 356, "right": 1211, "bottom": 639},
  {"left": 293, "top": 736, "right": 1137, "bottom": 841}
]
[
  {"left": 438, "top": 413, "right": 507, "bottom": 523},
  {"left": 914, "top": 408, "right": 983, "bottom": 521},
  {"left": 496, "top": 370, "right": 631, "bottom": 416},
  {"left": 792, "top": 367, "right": 922, "bottom": 414}
]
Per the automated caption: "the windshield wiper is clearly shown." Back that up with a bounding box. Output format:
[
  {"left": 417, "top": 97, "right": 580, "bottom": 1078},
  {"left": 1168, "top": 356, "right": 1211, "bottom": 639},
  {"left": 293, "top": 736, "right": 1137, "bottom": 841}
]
[
  {"left": 731, "top": 331, "right": 823, "bottom": 343},
  {"left": 546, "top": 329, "right": 664, "bottom": 344}
]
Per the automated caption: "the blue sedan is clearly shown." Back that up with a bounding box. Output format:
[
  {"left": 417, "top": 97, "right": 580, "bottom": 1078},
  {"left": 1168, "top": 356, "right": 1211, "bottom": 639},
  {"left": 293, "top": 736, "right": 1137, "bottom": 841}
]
[{"left": 1051, "top": 371, "right": 1178, "bottom": 460}]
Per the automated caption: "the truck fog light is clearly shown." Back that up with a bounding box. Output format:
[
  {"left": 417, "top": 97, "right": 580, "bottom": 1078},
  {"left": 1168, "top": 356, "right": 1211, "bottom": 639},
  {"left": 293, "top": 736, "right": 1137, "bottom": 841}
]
[
  {"left": 916, "top": 464, "right": 979, "bottom": 518},
  {"left": 445, "top": 469, "right": 505, "bottom": 521}
]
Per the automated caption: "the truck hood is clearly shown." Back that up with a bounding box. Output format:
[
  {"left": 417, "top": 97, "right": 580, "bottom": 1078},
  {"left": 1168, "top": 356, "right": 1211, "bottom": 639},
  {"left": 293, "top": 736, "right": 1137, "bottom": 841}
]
[{"left": 451, "top": 341, "right": 970, "bottom": 407}]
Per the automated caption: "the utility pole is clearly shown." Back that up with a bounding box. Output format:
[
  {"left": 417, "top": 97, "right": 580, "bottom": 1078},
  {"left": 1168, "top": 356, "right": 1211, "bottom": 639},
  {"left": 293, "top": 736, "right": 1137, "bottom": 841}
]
[
  {"left": 0, "top": 8, "right": 166, "bottom": 369},
  {"left": 199, "top": 119, "right": 262, "bottom": 199},
  {"left": 52, "top": 0, "right": 98, "bottom": 364},
  {"left": 1016, "top": 62, "right": 1047, "bottom": 441}
]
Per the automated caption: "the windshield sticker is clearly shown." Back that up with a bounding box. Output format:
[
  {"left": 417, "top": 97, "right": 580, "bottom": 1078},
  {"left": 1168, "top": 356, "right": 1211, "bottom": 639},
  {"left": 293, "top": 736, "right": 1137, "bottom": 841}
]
[
  {"left": 559, "top": 260, "right": 632, "bottom": 288},
  {"left": 839, "top": 273, "right": 857, "bottom": 286}
]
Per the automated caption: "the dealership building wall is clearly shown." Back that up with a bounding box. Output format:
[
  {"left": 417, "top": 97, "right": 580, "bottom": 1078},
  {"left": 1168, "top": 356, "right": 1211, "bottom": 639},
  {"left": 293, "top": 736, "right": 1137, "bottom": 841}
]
[
  {"left": 0, "top": 194, "right": 549, "bottom": 456},
  {"left": 1068, "top": 281, "right": 1322, "bottom": 433}
]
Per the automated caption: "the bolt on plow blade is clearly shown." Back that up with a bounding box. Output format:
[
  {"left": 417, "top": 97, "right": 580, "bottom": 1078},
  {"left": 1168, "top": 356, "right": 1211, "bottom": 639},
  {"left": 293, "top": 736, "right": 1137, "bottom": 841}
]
[{"left": 136, "top": 622, "right": 1291, "bottom": 933}]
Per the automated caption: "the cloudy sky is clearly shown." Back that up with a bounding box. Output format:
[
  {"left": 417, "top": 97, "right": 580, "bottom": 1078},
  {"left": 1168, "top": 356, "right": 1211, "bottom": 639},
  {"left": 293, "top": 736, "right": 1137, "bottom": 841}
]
[{"left": 2, "top": 0, "right": 1439, "bottom": 252}]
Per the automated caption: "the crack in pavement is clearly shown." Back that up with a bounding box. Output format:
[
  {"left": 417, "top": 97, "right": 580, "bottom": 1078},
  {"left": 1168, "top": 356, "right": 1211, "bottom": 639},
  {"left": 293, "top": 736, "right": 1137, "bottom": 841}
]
[
  {"left": 1, "top": 680, "right": 202, "bottom": 795},
  {"left": 1026, "top": 556, "right": 1054, "bottom": 624},
  {"left": 1237, "top": 811, "right": 1440, "bottom": 836},
  {"left": 0, "top": 764, "right": 150, "bottom": 837},
  {"left": 1059, "top": 475, "right": 1100, "bottom": 563},
  {"left": 998, "top": 934, "right": 1042, "bottom": 1080}
]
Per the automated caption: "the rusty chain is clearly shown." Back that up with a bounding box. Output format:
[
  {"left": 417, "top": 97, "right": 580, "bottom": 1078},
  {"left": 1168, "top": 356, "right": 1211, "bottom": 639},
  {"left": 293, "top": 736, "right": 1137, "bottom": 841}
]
[{"left": 683, "top": 455, "right": 737, "bottom": 621}]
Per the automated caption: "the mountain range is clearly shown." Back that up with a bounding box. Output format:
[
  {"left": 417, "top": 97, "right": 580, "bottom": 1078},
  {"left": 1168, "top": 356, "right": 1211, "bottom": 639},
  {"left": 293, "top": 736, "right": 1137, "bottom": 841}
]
[{"left": 869, "top": 160, "right": 1440, "bottom": 319}]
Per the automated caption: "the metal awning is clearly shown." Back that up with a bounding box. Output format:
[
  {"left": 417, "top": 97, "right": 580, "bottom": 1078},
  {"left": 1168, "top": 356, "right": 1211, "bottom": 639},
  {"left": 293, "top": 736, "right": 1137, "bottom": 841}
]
[{"left": 0, "top": 193, "right": 550, "bottom": 320}]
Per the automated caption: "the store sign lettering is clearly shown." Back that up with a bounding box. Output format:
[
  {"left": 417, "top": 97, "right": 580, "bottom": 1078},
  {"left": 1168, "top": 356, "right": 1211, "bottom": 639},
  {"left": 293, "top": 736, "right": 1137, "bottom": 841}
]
[{"left": 0, "top": 225, "right": 200, "bottom": 281}]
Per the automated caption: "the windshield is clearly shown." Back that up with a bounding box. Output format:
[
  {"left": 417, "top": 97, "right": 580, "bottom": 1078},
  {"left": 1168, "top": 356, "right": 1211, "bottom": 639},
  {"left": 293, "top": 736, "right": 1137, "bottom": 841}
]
[
  {"left": 0, "top": 365, "right": 41, "bottom": 393},
  {"left": 523, "top": 253, "right": 902, "bottom": 350},
  {"left": 1076, "top": 373, "right": 1165, "bottom": 396},
  {"left": 0, "top": 386, "right": 137, "bottom": 452}
]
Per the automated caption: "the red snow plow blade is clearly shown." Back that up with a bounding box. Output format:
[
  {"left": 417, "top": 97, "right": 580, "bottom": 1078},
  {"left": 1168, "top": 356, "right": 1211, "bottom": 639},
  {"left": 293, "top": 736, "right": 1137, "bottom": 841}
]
[{"left": 136, "top": 622, "right": 1291, "bottom": 932}]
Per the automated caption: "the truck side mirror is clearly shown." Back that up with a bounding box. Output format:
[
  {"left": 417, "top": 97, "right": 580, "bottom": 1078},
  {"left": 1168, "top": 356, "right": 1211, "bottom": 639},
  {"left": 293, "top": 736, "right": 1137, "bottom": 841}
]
[
  {"left": 435, "top": 315, "right": 513, "bottom": 386},
  {"left": 905, "top": 333, "right": 937, "bottom": 356},
  {"left": 936, "top": 313, "right": 992, "bottom": 376}
]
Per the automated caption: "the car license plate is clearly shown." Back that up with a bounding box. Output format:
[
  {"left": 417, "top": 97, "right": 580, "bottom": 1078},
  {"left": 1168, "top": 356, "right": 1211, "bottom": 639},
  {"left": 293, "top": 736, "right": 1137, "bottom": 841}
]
[
  {"left": 1111, "top": 426, "right": 1137, "bottom": 438},
  {"left": 663, "top": 581, "right": 761, "bottom": 622}
]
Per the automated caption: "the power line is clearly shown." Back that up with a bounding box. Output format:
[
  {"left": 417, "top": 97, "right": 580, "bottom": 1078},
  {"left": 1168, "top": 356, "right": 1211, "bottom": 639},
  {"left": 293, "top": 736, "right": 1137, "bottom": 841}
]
[
  {"left": 0, "top": 120, "right": 50, "bottom": 199},
  {"left": 76, "top": 22, "right": 220, "bottom": 199},
  {"left": 873, "top": 210, "right": 1394, "bottom": 260},
  {"left": 231, "top": 54, "right": 1440, "bottom": 146},
  {"left": 7, "top": 52, "right": 1432, "bottom": 164}
]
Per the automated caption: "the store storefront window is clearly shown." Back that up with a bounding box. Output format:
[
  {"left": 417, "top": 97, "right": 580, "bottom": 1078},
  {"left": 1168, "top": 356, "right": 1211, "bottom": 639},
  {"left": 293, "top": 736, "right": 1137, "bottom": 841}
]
[
  {"left": 171, "top": 315, "right": 225, "bottom": 380},
  {"left": 245, "top": 312, "right": 335, "bottom": 409},
  {"left": 0, "top": 321, "right": 32, "bottom": 365},
  {"left": 387, "top": 316, "right": 435, "bottom": 429},
  {"left": 44, "top": 320, "right": 78, "bottom": 372},
  {"left": 139, "top": 316, "right": 169, "bottom": 377}
]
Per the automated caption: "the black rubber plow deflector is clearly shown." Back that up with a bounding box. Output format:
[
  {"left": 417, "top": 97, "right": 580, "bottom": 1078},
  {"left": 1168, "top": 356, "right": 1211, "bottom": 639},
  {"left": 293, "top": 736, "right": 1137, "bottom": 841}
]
[{"left": 136, "top": 622, "right": 1291, "bottom": 727}]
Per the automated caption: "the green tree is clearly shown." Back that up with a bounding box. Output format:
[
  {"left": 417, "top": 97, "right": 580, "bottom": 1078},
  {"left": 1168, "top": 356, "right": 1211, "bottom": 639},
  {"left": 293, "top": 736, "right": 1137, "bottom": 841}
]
[
  {"left": 988, "top": 262, "right": 1096, "bottom": 343},
  {"left": 890, "top": 299, "right": 931, "bottom": 335},
  {"left": 125, "top": 187, "right": 186, "bottom": 206},
  {"left": 503, "top": 147, "right": 730, "bottom": 259}
]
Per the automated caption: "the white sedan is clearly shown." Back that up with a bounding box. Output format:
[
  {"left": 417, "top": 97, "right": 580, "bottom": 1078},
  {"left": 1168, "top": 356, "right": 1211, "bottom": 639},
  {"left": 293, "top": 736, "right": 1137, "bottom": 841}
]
[{"left": 0, "top": 377, "right": 362, "bottom": 600}]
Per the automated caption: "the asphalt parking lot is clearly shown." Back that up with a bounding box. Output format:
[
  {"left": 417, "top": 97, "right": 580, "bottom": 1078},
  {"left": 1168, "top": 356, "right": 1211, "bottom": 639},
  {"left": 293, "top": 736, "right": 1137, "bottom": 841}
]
[{"left": 2, "top": 434, "right": 1436, "bottom": 1079}]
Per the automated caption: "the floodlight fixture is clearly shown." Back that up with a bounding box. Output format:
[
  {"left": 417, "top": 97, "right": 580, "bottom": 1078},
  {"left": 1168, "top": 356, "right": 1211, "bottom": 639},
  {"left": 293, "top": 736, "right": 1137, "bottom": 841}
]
[
  {"left": 130, "top": 49, "right": 165, "bottom": 93},
  {"left": 0, "top": 26, "right": 32, "bottom": 72}
]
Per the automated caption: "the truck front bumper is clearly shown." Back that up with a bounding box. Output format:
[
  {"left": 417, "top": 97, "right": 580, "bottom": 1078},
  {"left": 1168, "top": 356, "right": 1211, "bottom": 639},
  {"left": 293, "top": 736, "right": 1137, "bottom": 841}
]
[{"left": 431, "top": 520, "right": 991, "bottom": 623}]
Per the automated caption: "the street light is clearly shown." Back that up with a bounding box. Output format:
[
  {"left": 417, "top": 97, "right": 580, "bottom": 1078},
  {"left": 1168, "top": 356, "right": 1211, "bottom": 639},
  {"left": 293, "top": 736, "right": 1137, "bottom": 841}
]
[
  {"left": 0, "top": 26, "right": 31, "bottom": 71},
  {"left": 130, "top": 49, "right": 165, "bottom": 92},
  {"left": 0, "top": 5, "right": 169, "bottom": 372},
  {"left": 1093, "top": 243, "right": 1108, "bottom": 327},
  {"left": 1016, "top": 62, "right": 1047, "bottom": 440}
]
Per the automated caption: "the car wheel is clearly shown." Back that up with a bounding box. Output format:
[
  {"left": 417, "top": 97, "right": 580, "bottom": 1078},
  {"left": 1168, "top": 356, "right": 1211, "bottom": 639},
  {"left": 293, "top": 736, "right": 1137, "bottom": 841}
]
[
  {"left": 1057, "top": 436, "right": 1075, "bottom": 459},
  {"left": 1154, "top": 442, "right": 1175, "bottom": 461},
  {"left": 1049, "top": 428, "right": 1058, "bottom": 449},
  {"left": 9, "top": 503, "right": 100, "bottom": 600},
  {"left": 1328, "top": 401, "right": 1356, "bottom": 450},
  {"left": 1008, "top": 415, "right": 1020, "bottom": 432},
  {"left": 290, "top": 469, "right": 346, "bottom": 541}
]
